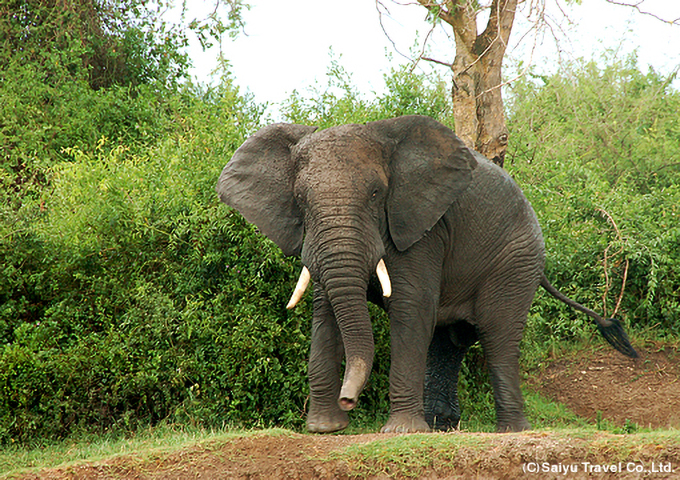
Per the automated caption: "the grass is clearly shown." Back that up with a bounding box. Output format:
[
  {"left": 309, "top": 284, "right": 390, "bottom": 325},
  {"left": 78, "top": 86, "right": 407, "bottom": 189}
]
[
  {"left": 2, "top": 424, "right": 679, "bottom": 479},
  {"left": 330, "top": 433, "right": 489, "bottom": 478},
  {"left": 0, "top": 426, "right": 293, "bottom": 479},
  {"left": 3, "top": 336, "right": 679, "bottom": 478},
  {"left": 330, "top": 428, "right": 680, "bottom": 478}
]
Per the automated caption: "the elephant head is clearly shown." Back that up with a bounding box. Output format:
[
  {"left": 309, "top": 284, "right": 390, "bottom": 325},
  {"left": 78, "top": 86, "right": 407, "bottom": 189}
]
[{"left": 216, "top": 115, "right": 477, "bottom": 410}]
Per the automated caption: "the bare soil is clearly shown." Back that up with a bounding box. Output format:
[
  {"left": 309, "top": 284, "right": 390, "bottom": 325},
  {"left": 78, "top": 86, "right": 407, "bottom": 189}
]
[
  {"left": 527, "top": 342, "right": 680, "bottom": 430},
  {"left": 14, "top": 344, "right": 680, "bottom": 480}
]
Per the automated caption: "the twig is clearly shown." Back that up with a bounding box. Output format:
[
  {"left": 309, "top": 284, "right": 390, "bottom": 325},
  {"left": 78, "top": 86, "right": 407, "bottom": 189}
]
[
  {"left": 375, "top": 0, "right": 419, "bottom": 64},
  {"left": 596, "top": 208, "right": 629, "bottom": 318},
  {"left": 422, "top": 56, "right": 453, "bottom": 68},
  {"left": 411, "top": 22, "right": 438, "bottom": 72},
  {"left": 614, "top": 258, "right": 629, "bottom": 317},
  {"left": 604, "top": 0, "right": 680, "bottom": 24}
]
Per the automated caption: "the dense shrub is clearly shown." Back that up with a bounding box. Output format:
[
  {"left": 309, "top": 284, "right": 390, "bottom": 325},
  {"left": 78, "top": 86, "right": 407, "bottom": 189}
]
[
  {"left": 282, "top": 61, "right": 453, "bottom": 128},
  {"left": 2, "top": 47, "right": 679, "bottom": 444},
  {"left": 0, "top": 0, "right": 194, "bottom": 212},
  {"left": 0, "top": 78, "right": 301, "bottom": 443},
  {"left": 508, "top": 55, "right": 680, "bottom": 351},
  {"left": 0, "top": 0, "right": 190, "bottom": 91}
]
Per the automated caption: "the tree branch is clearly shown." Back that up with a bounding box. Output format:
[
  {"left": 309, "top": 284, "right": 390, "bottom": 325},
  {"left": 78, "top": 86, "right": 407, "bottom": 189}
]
[
  {"left": 374, "top": 0, "right": 417, "bottom": 63},
  {"left": 596, "top": 208, "right": 629, "bottom": 318},
  {"left": 422, "top": 56, "right": 453, "bottom": 68},
  {"left": 479, "top": 0, "right": 517, "bottom": 52},
  {"left": 604, "top": 0, "right": 680, "bottom": 24}
]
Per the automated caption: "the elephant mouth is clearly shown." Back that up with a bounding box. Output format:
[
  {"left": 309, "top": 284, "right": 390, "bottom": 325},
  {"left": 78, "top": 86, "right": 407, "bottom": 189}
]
[{"left": 285, "top": 259, "right": 392, "bottom": 310}]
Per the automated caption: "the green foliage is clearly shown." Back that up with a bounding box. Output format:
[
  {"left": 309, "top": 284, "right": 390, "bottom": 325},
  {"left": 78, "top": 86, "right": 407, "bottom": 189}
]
[
  {"left": 523, "top": 390, "right": 590, "bottom": 430},
  {"left": 508, "top": 55, "right": 680, "bottom": 352},
  {"left": 282, "top": 59, "right": 454, "bottom": 128},
  {"left": 508, "top": 54, "right": 680, "bottom": 189},
  {"left": 1, "top": 0, "right": 191, "bottom": 90},
  {"left": 0, "top": 0, "right": 195, "bottom": 210},
  {"left": 2, "top": 40, "right": 680, "bottom": 445},
  {"left": 0, "top": 74, "right": 308, "bottom": 443},
  {"left": 456, "top": 344, "right": 495, "bottom": 431}
]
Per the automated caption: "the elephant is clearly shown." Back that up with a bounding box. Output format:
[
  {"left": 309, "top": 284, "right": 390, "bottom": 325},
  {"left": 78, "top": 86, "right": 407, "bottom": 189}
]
[{"left": 216, "top": 115, "right": 638, "bottom": 433}]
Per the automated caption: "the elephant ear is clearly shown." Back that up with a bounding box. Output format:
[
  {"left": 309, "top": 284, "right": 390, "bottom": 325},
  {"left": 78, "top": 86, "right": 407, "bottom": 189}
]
[
  {"left": 216, "top": 123, "right": 317, "bottom": 256},
  {"left": 367, "top": 115, "right": 478, "bottom": 251}
]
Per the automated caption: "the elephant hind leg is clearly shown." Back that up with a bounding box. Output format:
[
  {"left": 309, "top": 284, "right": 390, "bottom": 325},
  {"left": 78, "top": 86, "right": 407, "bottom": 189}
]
[
  {"left": 475, "top": 282, "right": 537, "bottom": 432},
  {"left": 424, "top": 325, "right": 470, "bottom": 431},
  {"left": 480, "top": 334, "right": 531, "bottom": 432}
]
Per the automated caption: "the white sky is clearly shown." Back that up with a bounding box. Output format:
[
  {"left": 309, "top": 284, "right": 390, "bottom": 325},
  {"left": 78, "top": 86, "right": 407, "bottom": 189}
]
[{"left": 182, "top": 0, "right": 680, "bottom": 119}]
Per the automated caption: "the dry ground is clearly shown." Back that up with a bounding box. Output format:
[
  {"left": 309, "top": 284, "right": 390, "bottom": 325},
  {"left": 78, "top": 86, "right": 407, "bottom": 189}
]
[
  {"left": 528, "top": 342, "right": 680, "bottom": 430},
  {"left": 13, "top": 344, "right": 680, "bottom": 479}
]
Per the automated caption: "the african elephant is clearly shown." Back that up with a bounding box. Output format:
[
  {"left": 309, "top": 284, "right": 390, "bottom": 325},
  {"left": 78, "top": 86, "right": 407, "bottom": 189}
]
[{"left": 216, "top": 115, "right": 637, "bottom": 433}]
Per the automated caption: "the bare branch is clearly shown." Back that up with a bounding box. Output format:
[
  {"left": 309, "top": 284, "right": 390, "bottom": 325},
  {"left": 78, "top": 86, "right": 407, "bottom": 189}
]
[
  {"left": 422, "top": 56, "right": 453, "bottom": 68},
  {"left": 596, "top": 208, "right": 629, "bottom": 318},
  {"left": 375, "top": 0, "right": 415, "bottom": 63},
  {"left": 409, "top": 24, "right": 439, "bottom": 72},
  {"left": 511, "top": 0, "right": 580, "bottom": 70},
  {"left": 376, "top": 0, "right": 458, "bottom": 74},
  {"left": 604, "top": 0, "right": 680, "bottom": 24}
]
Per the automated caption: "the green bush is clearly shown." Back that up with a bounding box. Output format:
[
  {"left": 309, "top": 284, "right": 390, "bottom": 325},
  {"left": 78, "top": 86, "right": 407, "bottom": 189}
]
[
  {"left": 3, "top": 49, "right": 679, "bottom": 445},
  {"left": 0, "top": 77, "right": 314, "bottom": 443},
  {"left": 507, "top": 54, "right": 680, "bottom": 189},
  {"left": 282, "top": 60, "right": 454, "bottom": 128},
  {"left": 508, "top": 55, "right": 680, "bottom": 352},
  {"left": 0, "top": 0, "right": 193, "bottom": 211}
]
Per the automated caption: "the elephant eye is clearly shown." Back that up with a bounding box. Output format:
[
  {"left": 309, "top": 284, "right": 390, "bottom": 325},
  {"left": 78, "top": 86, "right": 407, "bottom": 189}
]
[{"left": 370, "top": 189, "right": 379, "bottom": 201}]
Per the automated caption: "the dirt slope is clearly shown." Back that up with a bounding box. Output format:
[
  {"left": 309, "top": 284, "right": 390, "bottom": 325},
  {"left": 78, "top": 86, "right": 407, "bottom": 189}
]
[
  {"left": 14, "top": 344, "right": 680, "bottom": 480},
  {"left": 16, "top": 430, "right": 680, "bottom": 480},
  {"left": 528, "top": 343, "right": 680, "bottom": 430}
]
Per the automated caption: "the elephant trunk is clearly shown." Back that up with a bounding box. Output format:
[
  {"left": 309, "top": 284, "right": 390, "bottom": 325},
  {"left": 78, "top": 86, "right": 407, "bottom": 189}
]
[
  {"left": 338, "top": 356, "right": 369, "bottom": 411},
  {"left": 302, "top": 202, "right": 387, "bottom": 410},
  {"left": 321, "top": 256, "right": 376, "bottom": 412}
]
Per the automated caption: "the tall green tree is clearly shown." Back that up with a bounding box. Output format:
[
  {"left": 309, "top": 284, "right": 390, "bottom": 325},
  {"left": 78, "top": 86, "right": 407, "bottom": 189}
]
[
  {"left": 1, "top": 0, "right": 192, "bottom": 208},
  {"left": 1, "top": 0, "right": 191, "bottom": 90},
  {"left": 381, "top": 0, "right": 679, "bottom": 168}
]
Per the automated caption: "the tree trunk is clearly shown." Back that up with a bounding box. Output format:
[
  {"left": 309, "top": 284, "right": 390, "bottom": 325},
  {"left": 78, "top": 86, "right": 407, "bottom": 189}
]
[{"left": 418, "top": 0, "right": 517, "bottom": 167}]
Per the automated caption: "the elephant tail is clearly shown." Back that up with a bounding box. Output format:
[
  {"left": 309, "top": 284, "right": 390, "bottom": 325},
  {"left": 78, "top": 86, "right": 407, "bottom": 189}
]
[{"left": 540, "top": 274, "right": 638, "bottom": 358}]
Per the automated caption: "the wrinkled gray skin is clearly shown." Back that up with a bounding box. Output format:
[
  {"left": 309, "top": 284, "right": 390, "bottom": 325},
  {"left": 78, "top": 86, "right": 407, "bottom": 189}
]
[{"left": 217, "top": 115, "right": 545, "bottom": 433}]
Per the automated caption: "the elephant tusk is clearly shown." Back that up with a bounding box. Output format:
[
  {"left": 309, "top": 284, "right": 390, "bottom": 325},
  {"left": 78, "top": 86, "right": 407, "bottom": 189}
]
[
  {"left": 376, "top": 259, "right": 392, "bottom": 298},
  {"left": 286, "top": 266, "right": 311, "bottom": 309}
]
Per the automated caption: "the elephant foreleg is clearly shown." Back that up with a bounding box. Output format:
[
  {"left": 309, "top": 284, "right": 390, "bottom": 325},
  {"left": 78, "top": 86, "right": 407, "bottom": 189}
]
[
  {"left": 306, "top": 284, "right": 348, "bottom": 433},
  {"left": 381, "top": 235, "right": 447, "bottom": 433},
  {"left": 381, "top": 288, "right": 439, "bottom": 432}
]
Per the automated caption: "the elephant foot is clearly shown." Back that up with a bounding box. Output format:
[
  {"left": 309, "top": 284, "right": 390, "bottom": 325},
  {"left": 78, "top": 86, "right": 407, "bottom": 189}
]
[
  {"left": 424, "top": 391, "right": 461, "bottom": 431},
  {"left": 381, "top": 414, "right": 431, "bottom": 433},
  {"left": 496, "top": 417, "right": 531, "bottom": 433},
  {"left": 307, "top": 410, "right": 349, "bottom": 433},
  {"left": 426, "top": 411, "right": 460, "bottom": 431}
]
